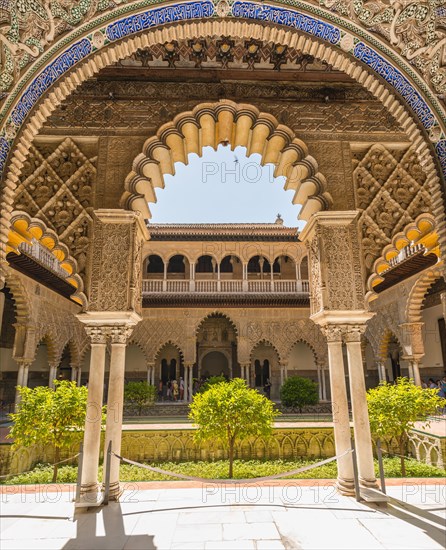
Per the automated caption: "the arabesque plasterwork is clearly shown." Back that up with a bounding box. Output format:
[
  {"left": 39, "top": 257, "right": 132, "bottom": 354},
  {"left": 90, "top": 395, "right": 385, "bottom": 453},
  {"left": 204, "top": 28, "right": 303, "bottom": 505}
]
[
  {"left": 1, "top": 0, "right": 445, "bottom": 98},
  {"left": 353, "top": 144, "right": 432, "bottom": 274},
  {"left": 13, "top": 138, "right": 96, "bottom": 284}
]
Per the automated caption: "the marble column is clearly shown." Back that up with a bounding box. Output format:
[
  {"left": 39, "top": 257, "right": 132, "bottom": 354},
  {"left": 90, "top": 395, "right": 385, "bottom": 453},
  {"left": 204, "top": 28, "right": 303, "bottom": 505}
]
[
  {"left": 344, "top": 327, "right": 377, "bottom": 488},
  {"left": 14, "top": 360, "right": 30, "bottom": 409},
  {"left": 48, "top": 363, "right": 58, "bottom": 389},
  {"left": 317, "top": 367, "right": 323, "bottom": 401},
  {"left": 71, "top": 365, "right": 80, "bottom": 384},
  {"left": 408, "top": 357, "right": 422, "bottom": 386},
  {"left": 183, "top": 365, "right": 189, "bottom": 402},
  {"left": 325, "top": 326, "right": 354, "bottom": 494},
  {"left": 321, "top": 367, "right": 327, "bottom": 401},
  {"left": 377, "top": 361, "right": 386, "bottom": 382},
  {"left": 77, "top": 366, "right": 82, "bottom": 386},
  {"left": 441, "top": 291, "right": 446, "bottom": 320},
  {"left": 188, "top": 363, "right": 194, "bottom": 402},
  {"left": 240, "top": 362, "right": 249, "bottom": 382},
  {"left": 80, "top": 327, "right": 107, "bottom": 496},
  {"left": 103, "top": 325, "right": 132, "bottom": 500}
]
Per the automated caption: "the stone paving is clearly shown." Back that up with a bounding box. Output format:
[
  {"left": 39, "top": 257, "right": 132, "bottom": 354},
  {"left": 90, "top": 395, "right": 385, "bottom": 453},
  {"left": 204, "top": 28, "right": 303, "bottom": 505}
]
[{"left": 1, "top": 481, "right": 445, "bottom": 549}]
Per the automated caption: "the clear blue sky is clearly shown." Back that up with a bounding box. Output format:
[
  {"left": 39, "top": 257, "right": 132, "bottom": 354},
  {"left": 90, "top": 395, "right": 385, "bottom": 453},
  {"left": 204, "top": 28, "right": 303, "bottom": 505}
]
[{"left": 149, "top": 146, "right": 304, "bottom": 227}]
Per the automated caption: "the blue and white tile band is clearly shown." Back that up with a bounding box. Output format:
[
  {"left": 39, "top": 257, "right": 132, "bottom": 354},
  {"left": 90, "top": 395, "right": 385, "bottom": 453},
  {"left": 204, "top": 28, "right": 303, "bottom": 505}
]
[{"left": 0, "top": 0, "right": 444, "bottom": 179}]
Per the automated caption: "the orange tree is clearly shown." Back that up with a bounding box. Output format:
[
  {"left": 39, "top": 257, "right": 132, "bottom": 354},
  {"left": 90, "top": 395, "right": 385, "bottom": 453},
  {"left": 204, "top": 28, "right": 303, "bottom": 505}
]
[
  {"left": 8, "top": 380, "right": 104, "bottom": 482},
  {"left": 189, "top": 378, "right": 279, "bottom": 478},
  {"left": 367, "top": 377, "right": 444, "bottom": 476}
]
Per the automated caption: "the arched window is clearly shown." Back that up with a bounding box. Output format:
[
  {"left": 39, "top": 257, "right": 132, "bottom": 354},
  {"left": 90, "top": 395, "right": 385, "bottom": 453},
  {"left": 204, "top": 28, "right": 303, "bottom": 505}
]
[
  {"left": 273, "top": 255, "right": 294, "bottom": 278},
  {"left": 220, "top": 255, "right": 234, "bottom": 273},
  {"left": 167, "top": 255, "right": 186, "bottom": 273},
  {"left": 146, "top": 254, "right": 164, "bottom": 276},
  {"left": 196, "top": 255, "right": 215, "bottom": 273},
  {"left": 247, "top": 255, "right": 270, "bottom": 277},
  {"left": 166, "top": 255, "right": 188, "bottom": 279},
  {"left": 220, "top": 255, "right": 243, "bottom": 279}
]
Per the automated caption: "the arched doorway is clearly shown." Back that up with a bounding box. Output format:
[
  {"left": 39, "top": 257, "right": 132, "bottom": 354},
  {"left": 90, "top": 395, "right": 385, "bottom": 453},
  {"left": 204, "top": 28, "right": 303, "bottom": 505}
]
[
  {"left": 250, "top": 341, "right": 280, "bottom": 399},
  {"left": 197, "top": 313, "right": 238, "bottom": 380},
  {"left": 201, "top": 351, "right": 229, "bottom": 378}
]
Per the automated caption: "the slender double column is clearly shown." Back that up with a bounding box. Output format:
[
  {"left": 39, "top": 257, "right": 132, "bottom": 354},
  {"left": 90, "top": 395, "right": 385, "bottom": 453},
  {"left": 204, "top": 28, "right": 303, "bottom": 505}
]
[
  {"left": 325, "top": 326, "right": 354, "bottom": 495},
  {"left": 344, "top": 327, "right": 377, "bottom": 489},
  {"left": 14, "top": 360, "right": 30, "bottom": 409},
  {"left": 80, "top": 327, "right": 107, "bottom": 496},
  {"left": 240, "top": 362, "right": 250, "bottom": 383},
  {"left": 103, "top": 325, "right": 133, "bottom": 500},
  {"left": 187, "top": 363, "right": 194, "bottom": 401},
  {"left": 376, "top": 360, "right": 387, "bottom": 382},
  {"left": 48, "top": 363, "right": 58, "bottom": 389},
  {"left": 147, "top": 362, "right": 155, "bottom": 386}
]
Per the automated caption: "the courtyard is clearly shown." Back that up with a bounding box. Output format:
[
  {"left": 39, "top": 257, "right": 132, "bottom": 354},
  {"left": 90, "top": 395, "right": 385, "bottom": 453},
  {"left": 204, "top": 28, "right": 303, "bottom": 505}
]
[{"left": 1, "top": 481, "right": 445, "bottom": 550}]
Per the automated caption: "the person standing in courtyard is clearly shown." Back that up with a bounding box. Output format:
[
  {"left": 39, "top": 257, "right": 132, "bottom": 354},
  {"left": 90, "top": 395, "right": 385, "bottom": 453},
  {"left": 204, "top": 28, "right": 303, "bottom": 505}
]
[{"left": 172, "top": 379, "right": 179, "bottom": 401}]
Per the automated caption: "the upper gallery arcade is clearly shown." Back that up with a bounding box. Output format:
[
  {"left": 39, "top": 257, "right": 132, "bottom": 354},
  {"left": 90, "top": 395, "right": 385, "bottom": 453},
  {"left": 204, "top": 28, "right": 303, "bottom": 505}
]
[{"left": 0, "top": 0, "right": 445, "bottom": 499}]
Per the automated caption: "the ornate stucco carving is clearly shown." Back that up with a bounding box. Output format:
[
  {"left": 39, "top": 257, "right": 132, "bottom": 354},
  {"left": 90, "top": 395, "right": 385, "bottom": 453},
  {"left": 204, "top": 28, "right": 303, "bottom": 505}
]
[
  {"left": 320, "top": 0, "right": 446, "bottom": 96},
  {"left": 1, "top": 13, "right": 444, "bottom": 281},
  {"left": 45, "top": 81, "right": 402, "bottom": 136},
  {"left": 302, "top": 211, "right": 366, "bottom": 314},
  {"left": 13, "top": 138, "right": 96, "bottom": 284},
  {"left": 353, "top": 144, "right": 432, "bottom": 274},
  {"left": 87, "top": 210, "right": 142, "bottom": 313},
  {"left": 1, "top": 0, "right": 444, "bottom": 99}
]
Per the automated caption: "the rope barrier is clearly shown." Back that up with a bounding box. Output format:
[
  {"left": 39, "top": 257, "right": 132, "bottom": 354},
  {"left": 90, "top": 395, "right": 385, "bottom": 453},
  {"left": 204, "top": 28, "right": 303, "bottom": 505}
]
[
  {"left": 111, "top": 449, "right": 353, "bottom": 485},
  {"left": 0, "top": 453, "right": 79, "bottom": 480}
]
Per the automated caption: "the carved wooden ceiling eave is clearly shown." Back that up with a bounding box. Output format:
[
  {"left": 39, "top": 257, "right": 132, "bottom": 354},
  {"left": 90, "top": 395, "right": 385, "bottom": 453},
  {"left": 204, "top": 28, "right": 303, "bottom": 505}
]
[
  {"left": 365, "top": 213, "right": 441, "bottom": 302},
  {"left": 6, "top": 211, "right": 87, "bottom": 307}
]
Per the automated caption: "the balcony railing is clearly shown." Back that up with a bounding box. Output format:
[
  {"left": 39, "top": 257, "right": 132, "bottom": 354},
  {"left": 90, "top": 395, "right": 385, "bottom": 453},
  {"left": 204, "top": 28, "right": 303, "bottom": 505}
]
[
  {"left": 142, "top": 279, "right": 309, "bottom": 294},
  {"left": 19, "top": 239, "right": 70, "bottom": 279},
  {"left": 383, "top": 243, "right": 426, "bottom": 273}
]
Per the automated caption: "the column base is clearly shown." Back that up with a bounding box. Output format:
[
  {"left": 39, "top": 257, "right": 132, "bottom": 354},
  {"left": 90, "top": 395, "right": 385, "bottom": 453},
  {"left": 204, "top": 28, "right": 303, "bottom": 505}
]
[
  {"left": 104, "top": 481, "right": 122, "bottom": 501},
  {"left": 335, "top": 477, "right": 355, "bottom": 496},
  {"left": 359, "top": 476, "right": 379, "bottom": 489},
  {"left": 77, "top": 483, "right": 104, "bottom": 507},
  {"left": 80, "top": 481, "right": 100, "bottom": 495}
]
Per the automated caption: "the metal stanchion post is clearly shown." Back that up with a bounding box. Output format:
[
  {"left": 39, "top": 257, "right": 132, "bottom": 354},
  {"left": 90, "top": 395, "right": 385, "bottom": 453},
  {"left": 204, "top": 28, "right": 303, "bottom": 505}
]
[
  {"left": 103, "top": 441, "right": 112, "bottom": 506},
  {"left": 376, "top": 438, "right": 386, "bottom": 495},
  {"left": 74, "top": 443, "right": 84, "bottom": 504},
  {"left": 351, "top": 438, "right": 361, "bottom": 502}
]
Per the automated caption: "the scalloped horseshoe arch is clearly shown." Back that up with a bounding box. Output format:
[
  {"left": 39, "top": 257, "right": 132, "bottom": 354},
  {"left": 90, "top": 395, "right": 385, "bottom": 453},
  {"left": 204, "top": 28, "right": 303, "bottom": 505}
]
[
  {"left": 122, "top": 100, "right": 332, "bottom": 222},
  {"left": 405, "top": 267, "right": 444, "bottom": 324},
  {"left": 1, "top": 16, "right": 445, "bottom": 266},
  {"left": 249, "top": 339, "right": 282, "bottom": 364}
]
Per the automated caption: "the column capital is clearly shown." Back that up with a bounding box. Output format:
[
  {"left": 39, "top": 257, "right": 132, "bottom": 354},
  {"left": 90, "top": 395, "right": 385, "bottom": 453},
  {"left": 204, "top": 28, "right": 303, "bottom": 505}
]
[
  {"left": 322, "top": 325, "right": 344, "bottom": 343},
  {"left": 343, "top": 325, "right": 366, "bottom": 343},
  {"left": 110, "top": 325, "right": 134, "bottom": 344},
  {"left": 15, "top": 358, "right": 32, "bottom": 368},
  {"left": 84, "top": 325, "right": 108, "bottom": 345}
]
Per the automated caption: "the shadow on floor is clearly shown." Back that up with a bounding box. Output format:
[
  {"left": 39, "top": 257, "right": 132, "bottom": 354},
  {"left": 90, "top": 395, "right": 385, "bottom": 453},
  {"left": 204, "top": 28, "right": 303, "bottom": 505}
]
[{"left": 64, "top": 503, "right": 156, "bottom": 550}]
